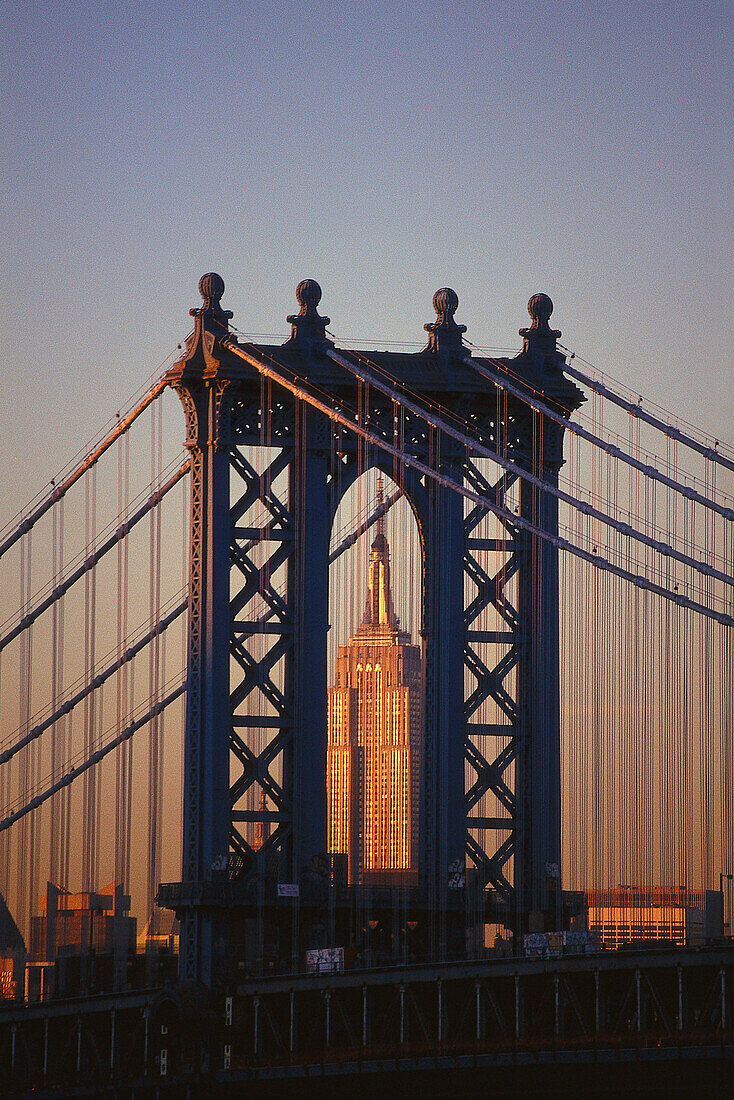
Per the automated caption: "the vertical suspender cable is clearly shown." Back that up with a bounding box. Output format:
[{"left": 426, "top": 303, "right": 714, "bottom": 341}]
[
  {"left": 26, "top": 530, "right": 37, "bottom": 944},
  {"left": 115, "top": 429, "right": 132, "bottom": 897},
  {"left": 115, "top": 437, "right": 124, "bottom": 893},
  {"left": 181, "top": 442, "right": 189, "bottom": 871},
  {"left": 82, "top": 468, "right": 98, "bottom": 892},
  {"left": 155, "top": 399, "right": 164, "bottom": 913},
  {"left": 49, "top": 495, "right": 63, "bottom": 887},
  {"left": 17, "top": 533, "right": 32, "bottom": 942},
  {"left": 59, "top": 497, "right": 68, "bottom": 890},
  {"left": 0, "top": 649, "right": 6, "bottom": 903},
  {"left": 147, "top": 400, "right": 163, "bottom": 938}
]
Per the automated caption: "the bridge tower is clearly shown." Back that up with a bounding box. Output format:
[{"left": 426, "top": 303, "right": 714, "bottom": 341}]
[{"left": 162, "top": 275, "right": 584, "bottom": 985}]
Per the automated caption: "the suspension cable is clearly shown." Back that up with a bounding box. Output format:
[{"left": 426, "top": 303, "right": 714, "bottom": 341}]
[
  {"left": 0, "top": 460, "right": 190, "bottom": 654},
  {"left": 0, "top": 378, "right": 170, "bottom": 564},
  {"left": 222, "top": 337, "right": 734, "bottom": 628},
  {"left": 0, "top": 680, "right": 186, "bottom": 834},
  {"left": 324, "top": 346, "right": 734, "bottom": 592},
  {"left": 467, "top": 338, "right": 734, "bottom": 489},
  {"left": 0, "top": 597, "right": 187, "bottom": 766},
  {"left": 328, "top": 489, "right": 402, "bottom": 563},
  {"left": 559, "top": 351, "right": 734, "bottom": 473},
  {"left": 465, "top": 353, "right": 734, "bottom": 522}
]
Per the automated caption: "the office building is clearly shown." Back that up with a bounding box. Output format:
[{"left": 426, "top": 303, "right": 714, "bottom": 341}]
[
  {"left": 327, "top": 482, "right": 423, "bottom": 883},
  {"left": 585, "top": 885, "right": 718, "bottom": 947},
  {"left": 30, "top": 882, "right": 136, "bottom": 961}
]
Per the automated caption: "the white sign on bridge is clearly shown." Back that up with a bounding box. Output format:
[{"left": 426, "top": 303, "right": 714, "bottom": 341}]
[{"left": 306, "top": 947, "right": 345, "bottom": 973}]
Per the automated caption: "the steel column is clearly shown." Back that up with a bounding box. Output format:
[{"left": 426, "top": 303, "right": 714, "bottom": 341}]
[
  {"left": 517, "top": 466, "right": 563, "bottom": 919},
  {"left": 423, "top": 461, "right": 467, "bottom": 942},
  {"left": 167, "top": 276, "right": 239, "bottom": 985},
  {"left": 289, "top": 410, "right": 329, "bottom": 876}
]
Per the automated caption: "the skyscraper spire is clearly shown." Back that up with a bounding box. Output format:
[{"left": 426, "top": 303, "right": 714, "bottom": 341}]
[
  {"left": 361, "top": 474, "right": 397, "bottom": 630},
  {"left": 376, "top": 473, "right": 385, "bottom": 541}
]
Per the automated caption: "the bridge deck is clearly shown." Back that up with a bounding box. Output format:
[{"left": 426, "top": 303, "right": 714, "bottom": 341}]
[{"left": 2, "top": 945, "right": 734, "bottom": 1095}]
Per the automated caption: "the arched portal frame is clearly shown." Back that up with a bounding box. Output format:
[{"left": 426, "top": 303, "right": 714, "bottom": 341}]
[
  {"left": 327, "top": 458, "right": 428, "bottom": 636},
  {"left": 327, "top": 446, "right": 465, "bottom": 899}
]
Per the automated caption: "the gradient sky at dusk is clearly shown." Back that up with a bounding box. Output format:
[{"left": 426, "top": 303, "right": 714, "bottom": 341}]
[{"left": 1, "top": 0, "right": 732, "bottom": 515}]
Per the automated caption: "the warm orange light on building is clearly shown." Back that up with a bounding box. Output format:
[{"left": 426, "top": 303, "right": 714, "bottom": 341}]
[{"left": 327, "top": 481, "right": 423, "bottom": 884}]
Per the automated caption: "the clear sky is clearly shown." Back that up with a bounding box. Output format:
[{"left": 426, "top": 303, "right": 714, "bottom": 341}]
[{"left": 1, "top": 0, "right": 732, "bottom": 514}]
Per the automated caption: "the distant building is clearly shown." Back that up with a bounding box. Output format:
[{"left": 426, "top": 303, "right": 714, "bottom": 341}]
[
  {"left": 30, "top": 882, "right": 136, "bottom": 962},
  {"left": 252, "top": 790, "right": 270, "bottom": 852},
  {"left": 327, "top": 479, "right": 423, "bottom": 884},
  {"left": 585, "top": 885, "right": 718, "bottom": 947},
  {"left": 0, "top": 890, "right": 25, "bottom": 1000},
  {"left": 137, "top": 909, "right": 180, "bottom": 955}
]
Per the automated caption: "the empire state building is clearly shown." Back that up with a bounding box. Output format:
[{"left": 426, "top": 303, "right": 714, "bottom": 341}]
[{"left": 327, "top": 483, "right": 423, "bottom": 884}]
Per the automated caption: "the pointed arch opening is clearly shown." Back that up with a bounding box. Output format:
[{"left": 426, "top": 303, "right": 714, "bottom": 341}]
[{"left": 327, "top": 467, "right": 425, "bottom": 891}]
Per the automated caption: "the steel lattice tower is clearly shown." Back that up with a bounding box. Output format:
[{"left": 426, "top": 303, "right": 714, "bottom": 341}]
[{"left": 162, "top": 275, "right": 584, "bottom": 985}]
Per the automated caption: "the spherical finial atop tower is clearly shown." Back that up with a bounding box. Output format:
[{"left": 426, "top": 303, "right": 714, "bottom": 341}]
[
  {"left": 190, "top": 271, "right": 232, "bottom": 328},
  {"left": 295, "top": 278, "right": 322, "bottom": 312},
  {"left": 527, "top": 293, "right": 554, "bottom": 330},
  {"left": 424, "top": 286, "right": 467, "bottom": 355},
  {"left": 199, "top": 271, "right": 226, "bottom": 307},
  {"left": 432, "top": 287, "right": 460, "bottom": 322},
  {"left": 287, "top": 278, "right": 330, "bottom": 349},
  {"left": 519, "top": 291, "right": 561, "bottom": 347}
]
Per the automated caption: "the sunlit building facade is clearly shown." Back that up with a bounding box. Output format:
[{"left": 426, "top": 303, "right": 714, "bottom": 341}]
[
  {"left": 585, "top": 886, "right": 711, "bottom": 947},
  {"left": 327, "top": 488, "right": 423, "bottom": 884},
  {"left": 30, "top": 882, "right": 136, "bottom": 961}
]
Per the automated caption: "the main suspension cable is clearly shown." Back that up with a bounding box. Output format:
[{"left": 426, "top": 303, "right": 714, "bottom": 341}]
[
  {"left": 0, "top": 460, "right": 190, "bottom": 654},
  {"left": 559, "top": 349, "right": 734, "bottom": 473},
  {"left": 324, "top": 345, "right": 734, "bottom": 593},
  {"left": 0, "top": 378, "right": 170, "bottom": 564},
  {"left": 0, "top": 679, "right": 187, "bottom": 834},
  {"left": 465, "top": 353, "right": 733, "bottom": 522},
  {"left": 0, "top": 597, "right": 187, "bottom": 767},
  {"left": 222, "top": 336, "right": 734, "bottom": 628}
]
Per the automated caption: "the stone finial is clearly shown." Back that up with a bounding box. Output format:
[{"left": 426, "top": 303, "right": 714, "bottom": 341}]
[
  {"left": 294, "top": 279, "right": 323, "bottom": 314},
  {"left": 166, "top": 272, "right": 239, "bottom": 385},
  {"left": 424, "top": 287, "right": 467, "bottom": 356},
  {"left": 190, "top": 271, "right": 233, "bottom": 332},
  {"left": 520, "top": 293, "right": 561, "bottom": 339},
  {"left": 433, "top": 287, "right": 460, "bottom": 324},
  {"left": 199, "top": 271, "right": 225, "bottom": 305},
  {"left": 286, "top": 279, "right": 331, "bottom": 350},
  {"left": 518, "top": 293, "right": 561, "bottom": 362}
]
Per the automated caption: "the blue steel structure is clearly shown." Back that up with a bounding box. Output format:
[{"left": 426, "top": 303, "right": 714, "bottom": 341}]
[{"left": 162, "top": 275, "right": 584, "bottom": 987}]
